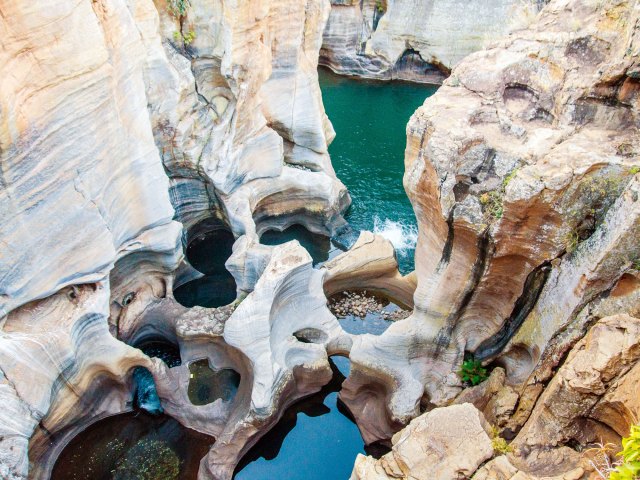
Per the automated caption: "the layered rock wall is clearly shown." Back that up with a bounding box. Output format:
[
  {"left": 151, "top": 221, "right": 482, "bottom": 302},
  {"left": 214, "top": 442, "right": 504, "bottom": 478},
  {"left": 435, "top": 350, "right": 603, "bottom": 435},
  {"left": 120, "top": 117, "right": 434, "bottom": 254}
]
[
  {"left": 320, "top": 0, "right": 542, "bottom": 83},
  {"left": 0, "top": 0, "right": 350, "bottom": 478},
  {"left": 345, "top": 0, "right": 640, "bottom": 477}
]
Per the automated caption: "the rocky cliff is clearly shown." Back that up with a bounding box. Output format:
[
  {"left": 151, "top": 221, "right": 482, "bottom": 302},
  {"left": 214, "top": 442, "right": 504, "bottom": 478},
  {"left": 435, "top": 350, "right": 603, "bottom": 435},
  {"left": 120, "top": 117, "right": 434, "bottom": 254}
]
[
  {"left": 320, "top": 0, "right": 543, "bottom": 83},
  {"left": 349, "top": 0, "right": 640, "bottom": 477},
  {"left": 1, "top": 0, "right": 639, "bottom": 479},
  {"left": 0, "top": 0, "right": 350, "bottom": 478}
]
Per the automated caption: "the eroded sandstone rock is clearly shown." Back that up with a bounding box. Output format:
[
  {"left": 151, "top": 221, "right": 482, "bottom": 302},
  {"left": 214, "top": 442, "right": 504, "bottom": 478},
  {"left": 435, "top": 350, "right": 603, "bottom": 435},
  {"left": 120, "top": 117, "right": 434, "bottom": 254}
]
[
  {"left": 350, "top": 403, "right": 494, "bottom": 480},
  {"left": 511, "top": 314, "right": 640, "bottom": 477},
  {"left": 320, "top": 0, "right": 542, "bottom": 83},
  {"left": 0, "top": 0, "right": 351, "bottom": 478}
]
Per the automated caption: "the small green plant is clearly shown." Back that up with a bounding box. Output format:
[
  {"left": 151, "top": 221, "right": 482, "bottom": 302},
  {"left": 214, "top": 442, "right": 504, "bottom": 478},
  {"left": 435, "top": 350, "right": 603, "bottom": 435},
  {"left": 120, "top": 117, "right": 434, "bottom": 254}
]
[
  {"left": 480, "top": 191, "right": 504, "bottom": 219},
  {"left": 458, "top": 359, "right": 488, "bottom": 386},
  {"left": 629, "top": 166, "right": 640, "bottom": 175},
  {"left": 564, "top": 230, "right": 581, "bottom": 253},
  {"left": 168, "top": 0, "right": 195, "bottom": 46},
  {"left": 375, "top": 0, "right": 385, "bottom": 13},
  {"left": 167, "top": 0, "right": 191, "bottom": 18},
  {"left": 182, "top": 29, "right": 196, "bottom": 45},
  {"left": 502, "top": 168, "right": 519, "bottom": 188},
  {"left": 616, "top": 142, "right": 635, "bottom": 157},
  {"left": 490, "top": 426, "right": 513, "bottom": 455},
  {"left": 609, "top": 425, "right": 640, "bottom": 480}
]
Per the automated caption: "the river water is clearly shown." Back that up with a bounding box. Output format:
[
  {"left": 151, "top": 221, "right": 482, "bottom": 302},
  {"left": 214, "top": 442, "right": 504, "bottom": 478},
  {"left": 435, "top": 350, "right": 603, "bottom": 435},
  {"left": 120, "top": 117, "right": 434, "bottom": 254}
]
[{"left": 319, "top": 68, "right": 437, "bottom": 273}]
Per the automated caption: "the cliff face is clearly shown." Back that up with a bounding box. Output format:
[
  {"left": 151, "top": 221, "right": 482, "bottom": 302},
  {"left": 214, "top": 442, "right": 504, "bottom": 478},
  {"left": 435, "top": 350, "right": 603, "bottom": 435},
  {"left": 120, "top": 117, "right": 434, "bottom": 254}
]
[
  {"left": 0, "top": 0, "right": 349, "bottom": 478},
  {"left": 348, "top": 0, "right": 640, "bottom": 477},
  {"left": 320, "top": 0, "right": 542, "bottom": 83}
]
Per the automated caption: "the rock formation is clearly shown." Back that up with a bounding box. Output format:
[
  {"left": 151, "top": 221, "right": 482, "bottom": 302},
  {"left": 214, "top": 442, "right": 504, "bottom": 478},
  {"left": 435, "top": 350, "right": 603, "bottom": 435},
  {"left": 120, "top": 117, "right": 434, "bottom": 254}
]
[
  {"left": 0, "top": 0, "right": 351, "bottom": 478},
  {"left": 350, "top": 403, "right": 494, "bottom": 480},
  {"left": 320, "top": 0, "right": 542, "bottom": 83},
  {"left": 1, "top": 0, "right": 639, "bottom": 479},
  {"left": 345, "top": 0, "right": 640, "bottom": 477}
]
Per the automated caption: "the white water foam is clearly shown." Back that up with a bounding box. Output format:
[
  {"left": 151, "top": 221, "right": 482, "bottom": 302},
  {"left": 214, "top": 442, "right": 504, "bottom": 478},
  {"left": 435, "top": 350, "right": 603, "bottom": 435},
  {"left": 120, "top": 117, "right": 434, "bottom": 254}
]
[{"left": 372, "top": 216, "right": 418, "bottom": 253}]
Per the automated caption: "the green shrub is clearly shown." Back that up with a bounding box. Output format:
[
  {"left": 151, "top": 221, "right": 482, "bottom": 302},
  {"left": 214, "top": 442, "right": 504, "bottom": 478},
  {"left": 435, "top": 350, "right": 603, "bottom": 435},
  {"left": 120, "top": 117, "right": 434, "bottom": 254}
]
[
  {"left": 610, "top": 425, "right": 640, "bottom": 480},
  {"left": 458, "top": 359, "right": 488, "bottom": 386},
  {"left": 183, "top": 29, "right": 196, "bottom": 45},
  {"left": 167, "top": 0, "right": 191, "bottom": 18},
  {"left": 564, "top": 230, "right": 581, "bottom": 253},
  {"left": 492, "top": 436, "right": 513, "bottom": 454}
]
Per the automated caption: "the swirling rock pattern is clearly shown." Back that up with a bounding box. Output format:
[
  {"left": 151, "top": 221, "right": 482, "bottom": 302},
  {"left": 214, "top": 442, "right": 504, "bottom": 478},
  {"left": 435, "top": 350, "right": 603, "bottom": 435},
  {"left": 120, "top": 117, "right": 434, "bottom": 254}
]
[
  {"left": 320, "top": 0, "right": 542, "bottom": 83},
  {"left": 0, "top": 0, "right": 349, "bottom": 478}
]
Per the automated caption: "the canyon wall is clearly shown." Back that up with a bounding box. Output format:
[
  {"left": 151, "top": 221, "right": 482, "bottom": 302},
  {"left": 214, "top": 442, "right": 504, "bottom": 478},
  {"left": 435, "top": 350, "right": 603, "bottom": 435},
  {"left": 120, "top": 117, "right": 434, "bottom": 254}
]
[
  {"left": 320, "top": 0, "right": 543, "bottom": 83},
  {"left": 0, "top": 0, "right": 350, "bottom": 478},
  {"left": 348, "top": 0, "right": 640, "bottom": 477}
]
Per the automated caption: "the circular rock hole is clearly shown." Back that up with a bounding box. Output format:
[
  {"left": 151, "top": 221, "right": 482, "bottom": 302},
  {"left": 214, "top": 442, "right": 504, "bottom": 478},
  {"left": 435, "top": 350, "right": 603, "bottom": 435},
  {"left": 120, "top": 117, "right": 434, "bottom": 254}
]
[
  {"left": 292, "top": 328, "right": 329, "bottom": 344},
  {"left": 328, "top": 290, "right": 410, "bottom": 335},
  {"left": 187, "top": 359, "right": 241, "bottom": 406},
  {"left": 51, "top": 412, "right": 214, "bottom": 480},
  {"left": 174, "top": 219, "right": 237, "bottom": 308},
  {"left": 259, "top": 224, "right": 333, "bottom": 266}
]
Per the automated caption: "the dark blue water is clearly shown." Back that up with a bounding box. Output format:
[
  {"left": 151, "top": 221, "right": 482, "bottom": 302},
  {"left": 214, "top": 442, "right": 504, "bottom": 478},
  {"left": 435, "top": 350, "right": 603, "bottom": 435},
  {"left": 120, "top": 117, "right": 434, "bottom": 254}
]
[
  {"left": 319, "top": 68, "right": 438, "bottom": 273},
  {"left": 260, "top": 225, "right": 335, "bottom": 266},
  {"left": 234, "top": 357, "right": 378, "bottom": 480},
  {"left": 173, "top": 228, "right": 237, "bottom": 308}
]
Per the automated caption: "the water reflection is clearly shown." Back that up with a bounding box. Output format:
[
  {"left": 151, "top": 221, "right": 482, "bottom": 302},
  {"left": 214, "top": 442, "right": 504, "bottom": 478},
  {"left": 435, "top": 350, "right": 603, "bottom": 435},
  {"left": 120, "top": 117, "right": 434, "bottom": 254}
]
[
  {"left": 234, "top": 357, "right": 387, "bottom": 480},
  {"left": 51, "top": 412, "right": 214, "bottom": 480}
]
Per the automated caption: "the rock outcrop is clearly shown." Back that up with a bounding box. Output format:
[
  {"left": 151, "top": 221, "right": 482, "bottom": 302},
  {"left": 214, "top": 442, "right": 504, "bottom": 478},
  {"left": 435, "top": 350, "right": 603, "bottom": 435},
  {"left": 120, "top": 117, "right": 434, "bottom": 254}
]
[
  {"left": 350, "top": 403, "right": 494, "bottom": 480},
  {"left": 0, "top": 0, "right": 350, "bottom": 478},
  {"left": 334, "top": 0, "right": 640, "bottom": 466},
  {"left": 320, "top": 0, "right": 542, "bottom": 83}
]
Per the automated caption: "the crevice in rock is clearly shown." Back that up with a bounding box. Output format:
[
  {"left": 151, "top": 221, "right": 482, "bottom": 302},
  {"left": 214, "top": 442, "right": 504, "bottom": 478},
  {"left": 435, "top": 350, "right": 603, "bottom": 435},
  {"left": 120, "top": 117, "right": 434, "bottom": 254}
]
[
  {"left": 435, "top": 230, "right": 491, "bottom": 352},
  {"left": 475, "top": 261, "right": 552, "bottom": 362},
  {"left": 435, "top": 211, "right": 455, "bottom": 272}
]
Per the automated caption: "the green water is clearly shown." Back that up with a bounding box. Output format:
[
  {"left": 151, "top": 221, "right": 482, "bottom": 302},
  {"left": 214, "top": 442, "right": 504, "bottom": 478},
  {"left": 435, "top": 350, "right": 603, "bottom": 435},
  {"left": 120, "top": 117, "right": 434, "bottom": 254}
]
[{"left": 319, "top": 68, "right": 438, "bottom": 273}]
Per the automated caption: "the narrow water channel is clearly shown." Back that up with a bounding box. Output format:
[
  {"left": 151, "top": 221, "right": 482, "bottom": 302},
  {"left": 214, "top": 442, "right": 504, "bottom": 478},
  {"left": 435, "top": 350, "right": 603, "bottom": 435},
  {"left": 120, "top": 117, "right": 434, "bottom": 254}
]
[{"left": 319, "top": 68, "right": 438, "bottom": 273}]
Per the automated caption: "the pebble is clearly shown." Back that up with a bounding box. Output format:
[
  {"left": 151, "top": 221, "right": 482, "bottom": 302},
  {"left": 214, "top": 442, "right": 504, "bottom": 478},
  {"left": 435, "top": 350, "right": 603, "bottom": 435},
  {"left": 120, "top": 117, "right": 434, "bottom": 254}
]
[{"left": 328, "top": 291, "right": 411, "bottom": 322}]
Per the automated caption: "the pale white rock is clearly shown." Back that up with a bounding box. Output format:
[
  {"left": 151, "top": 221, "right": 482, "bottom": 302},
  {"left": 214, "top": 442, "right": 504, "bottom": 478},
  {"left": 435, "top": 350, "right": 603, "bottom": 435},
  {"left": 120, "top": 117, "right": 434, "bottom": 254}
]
[{"left": 321, "top": 0, "right": 542, "bottom": 82}]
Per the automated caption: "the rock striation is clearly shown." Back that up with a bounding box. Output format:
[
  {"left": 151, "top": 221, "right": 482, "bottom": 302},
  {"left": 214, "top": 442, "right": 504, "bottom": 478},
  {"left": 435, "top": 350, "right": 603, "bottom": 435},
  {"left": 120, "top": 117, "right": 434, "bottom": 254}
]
[
  {"left": 0, "top": 0, "right": 351, "bottom": 478},
  {"left": 348, "top": 0, "right": 640, "bottom": 477},
  {"left": 1, "top": 0, "right": 640, "bottom": 479},
  {"left": 320, "top": 0, "right": 542, "bottom": 83}
]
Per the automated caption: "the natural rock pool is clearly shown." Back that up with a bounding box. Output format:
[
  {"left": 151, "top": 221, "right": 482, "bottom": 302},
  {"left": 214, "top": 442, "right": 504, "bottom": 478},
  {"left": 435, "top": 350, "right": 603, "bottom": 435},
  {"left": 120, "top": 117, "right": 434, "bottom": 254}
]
[
  {"left": 173, "top": 223, "right": 237, "bottom": 308},
  {"left": 234, "top": 357, "right": 387, "bottom": 480},
  {"left": 51, "top": 412, "right": 214, "bottom": 480},
  {"left": 319, "top": 68, "right": 437, "bottom": 273},
  {"left": 51, "top": 73, "right": 433, "bottom": 480}
]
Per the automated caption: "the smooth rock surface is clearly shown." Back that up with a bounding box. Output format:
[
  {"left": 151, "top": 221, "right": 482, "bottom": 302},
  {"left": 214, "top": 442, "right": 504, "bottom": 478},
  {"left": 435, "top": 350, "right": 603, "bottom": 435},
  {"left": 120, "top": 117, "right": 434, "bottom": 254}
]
[{"left": 320, "top": 0, "right": 541, "bottom": 82}]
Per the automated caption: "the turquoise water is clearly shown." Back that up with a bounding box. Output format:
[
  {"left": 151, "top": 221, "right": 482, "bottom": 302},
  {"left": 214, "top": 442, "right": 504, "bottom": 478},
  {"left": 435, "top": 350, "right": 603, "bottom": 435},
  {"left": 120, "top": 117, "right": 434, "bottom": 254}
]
[{"left": 319, "top": 68, "right": 438, "bottom": 273}]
